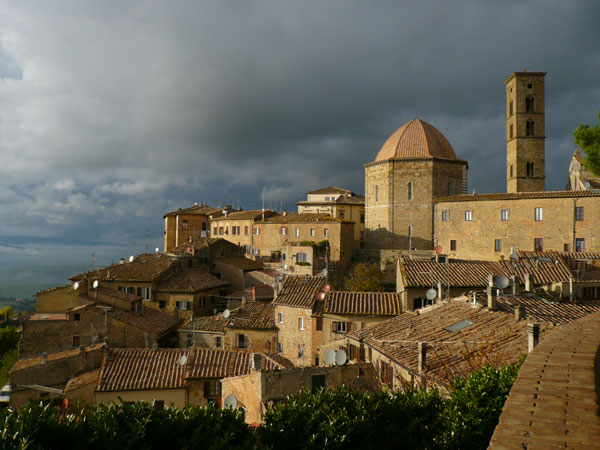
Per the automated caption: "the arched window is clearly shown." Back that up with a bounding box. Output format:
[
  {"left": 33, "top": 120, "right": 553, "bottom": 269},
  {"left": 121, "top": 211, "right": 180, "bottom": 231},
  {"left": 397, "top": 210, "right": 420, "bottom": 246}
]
[
  {"left": 509, "top": 124, "right": 513, "bottom": 138},
  {"left": 525, "top": 96, "right": 535, "bottom": 113},
  {"left": 530, "top": 162, "right": 535, "bottom": 176},
  {"left": 526, "top": 162, "right": 531, "bottom": 176},
  {"left": 526, "top": 120, "right": 535, "bottom": 136}
]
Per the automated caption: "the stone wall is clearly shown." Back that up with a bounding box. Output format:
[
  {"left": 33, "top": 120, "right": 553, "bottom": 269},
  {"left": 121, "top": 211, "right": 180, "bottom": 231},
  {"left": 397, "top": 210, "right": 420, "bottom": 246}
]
[{"left": 274, "top": 304, "right": 317, "bottom": 367}]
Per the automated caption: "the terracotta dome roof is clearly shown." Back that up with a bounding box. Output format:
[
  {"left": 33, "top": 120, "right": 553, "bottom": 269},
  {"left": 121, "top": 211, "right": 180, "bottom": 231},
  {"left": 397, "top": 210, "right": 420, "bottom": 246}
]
[{"left": 374, "top": 118, "right": 458, "bottom": 162}]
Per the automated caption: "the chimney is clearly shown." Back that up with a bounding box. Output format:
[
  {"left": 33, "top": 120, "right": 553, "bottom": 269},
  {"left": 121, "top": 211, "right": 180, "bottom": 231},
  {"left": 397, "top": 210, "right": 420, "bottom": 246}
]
[
  {"left": 174, "top": 306, "right": 179, "bottom": 320},
  {"left": 511, "top": 275, "right": 520, "bottom": 295},
  {"left": 514, "top": 305, "right": 526, "bottom": 321},
  {"left": 152, "top": 343, "right": 158, "bottom": 351},
  {"left": 144, "top": 332, "right": 150, "bottom": 348},
  {"left": 487, "top": 274, "right": 496, "bottom": 288},
  {"left": 42, "top": 353, "right": 48, "bottom": 365},
  {"left": 417, "top": 342, "right": 428, "bottom": 374},
  {"left": 527, "top": 323, "right": 540, "bottom": 352},
  {"left": 569, "top": 276, "right": 574, "bottom": 302},
  {"left": 487, "top": 286, "right": 497, "bottom": 310},
  {"left": 524, "top": 273, "right": 534, "bottom": 292},
  {"left": 79, "top": 345, "right": 85, "bottom": 353},
  {"left": 437, "top": 281, "right": 443, "bottom": 300}
]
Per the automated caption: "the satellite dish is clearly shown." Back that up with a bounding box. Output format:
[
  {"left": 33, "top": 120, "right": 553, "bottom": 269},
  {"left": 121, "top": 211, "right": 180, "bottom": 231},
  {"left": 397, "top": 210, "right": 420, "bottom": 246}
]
[
  {"left": 323, "top": 284, "right": 331, "bottom": 293},
  {"left": 426, "top": 288, "right": 437, "bottom": 300},
  {"left": 509, "top": 253, "right": 519, "bottom": 261},
  {"left": 92, "top": 280, "right": 99, "bottom": 289},
  {"left": 155, "top": 247, "right": 159, "bottom": 253},
  {"left": 434, "top": 245, "right": 443, "bottom": 255},
  {"left": 73, "top": 282, "right": 79, "bottom": 290},
  {"left": 222, "top": 210, "right": 227, "bottom": 215},
  {"left": 324, "top": 349, "right": 336, "bottom": 365},
  {"left": 128, "top": 255, "right": 134, "bottom": 263},
  {"left": 317, "top": 292, "right": 325, "bottom": 301},
  {"left": 222, "top": 309, "right": 230, "bottom": 319},
  {"left": 283, "top": 264, "right": 288, "bottom": 271},
  {"left": 224, "top": 394, "right": 238, "bottom": 409},
  {"left": 179, "top": 355, "right": 188, "bottom": 366},
  {"left": 495, "top": 275, "right": 509, "bottom": 289},
  {"left": 335, "top": 350, "right": 347, "bottom": 366},
  {"left": 320, "top": 268, "right": 328, "bottom": 277}
]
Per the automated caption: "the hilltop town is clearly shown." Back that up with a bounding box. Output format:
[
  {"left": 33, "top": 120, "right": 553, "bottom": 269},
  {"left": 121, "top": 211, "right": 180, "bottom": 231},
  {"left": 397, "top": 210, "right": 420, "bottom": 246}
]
[{"left": 6, "top": 71, "right": 600, "bottom": 446}]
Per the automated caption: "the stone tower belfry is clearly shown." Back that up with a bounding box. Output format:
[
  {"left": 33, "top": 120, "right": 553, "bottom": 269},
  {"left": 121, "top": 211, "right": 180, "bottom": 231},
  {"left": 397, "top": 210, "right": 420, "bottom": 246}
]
[{"left": 505, "top": 71, "right": 546, "bottom": 193}]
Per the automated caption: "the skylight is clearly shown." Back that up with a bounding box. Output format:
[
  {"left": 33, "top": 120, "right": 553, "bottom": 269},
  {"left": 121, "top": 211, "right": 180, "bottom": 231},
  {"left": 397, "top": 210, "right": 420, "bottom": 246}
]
[{"left": 444, "top": 319, "right": 473, "bottom": 332}]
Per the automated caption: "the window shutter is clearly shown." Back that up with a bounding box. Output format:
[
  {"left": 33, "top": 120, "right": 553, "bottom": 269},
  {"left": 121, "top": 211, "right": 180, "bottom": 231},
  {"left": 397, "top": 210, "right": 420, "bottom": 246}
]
[
  {"left": 137, "top": 287, "right": 142, "bottom": 297},
  {"left": 331, "top": 322, "right": 337, "bottom": 332},
  {"left": 346, "top": 322, "right": 352, "bottom": 332},
  {"left": 187, "top": 301, "right": 192, "bottom": 310},
  {"left": 203, "top": 381, "right": 210, "bottom": 398}
]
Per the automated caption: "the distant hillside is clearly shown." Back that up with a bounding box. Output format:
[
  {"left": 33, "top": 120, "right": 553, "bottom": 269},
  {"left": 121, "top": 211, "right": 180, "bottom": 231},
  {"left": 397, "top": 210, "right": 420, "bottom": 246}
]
[{"left": 0, "top": 263, "right": 87, "bottom": 301}]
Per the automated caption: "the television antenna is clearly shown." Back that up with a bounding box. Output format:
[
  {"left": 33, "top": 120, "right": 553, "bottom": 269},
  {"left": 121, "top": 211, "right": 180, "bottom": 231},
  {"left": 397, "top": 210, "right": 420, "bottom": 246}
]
[{"left": 224, "top": 394, "right": 238, "bottom": 409}]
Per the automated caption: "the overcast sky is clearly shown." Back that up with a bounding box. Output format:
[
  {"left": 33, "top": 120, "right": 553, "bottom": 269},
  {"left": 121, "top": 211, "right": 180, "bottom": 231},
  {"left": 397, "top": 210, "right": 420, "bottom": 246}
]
[{"left": 1, "top": 0, "right": 599, "bottom": 269}]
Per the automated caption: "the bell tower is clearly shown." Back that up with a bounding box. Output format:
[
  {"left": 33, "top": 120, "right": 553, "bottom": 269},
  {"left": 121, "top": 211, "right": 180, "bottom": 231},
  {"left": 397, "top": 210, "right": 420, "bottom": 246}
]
[{"left": 505, "top": 71, "right": 546, "bottom": 193}]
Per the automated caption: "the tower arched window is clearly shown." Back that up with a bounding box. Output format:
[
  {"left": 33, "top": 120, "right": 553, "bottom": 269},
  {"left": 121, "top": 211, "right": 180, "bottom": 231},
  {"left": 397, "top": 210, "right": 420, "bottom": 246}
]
[
  {"left": 525, "top": 96, "right": 535, "bottom": 113},
  {"left": 526, "top": 120, "right": 535, "bottom": 136},
  {"left": 509, "top": 100, "right": 513, "bottom": 116},
  {"left": 530, "top": 162, "right": 535, "bottom": 176},
  {"left": 526, "top": 162, "right": 531, "bottom": 176},
  {"left": 510, "top": 164, "right": 513, "bottom": 178}
]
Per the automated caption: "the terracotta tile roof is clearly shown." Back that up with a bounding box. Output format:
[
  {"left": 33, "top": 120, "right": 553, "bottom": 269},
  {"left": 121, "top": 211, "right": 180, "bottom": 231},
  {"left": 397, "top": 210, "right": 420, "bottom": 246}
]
[
  {"left": 273, "top": 275, "right": 328, "bottom": 309},
  {"left": 297, "top": 194, "right": 365, "bottom": 207},
  {"left": 174, "top": 237, "right": 228, "bottom": 252},
  {"left": 496, "top": 295, "right": 600, "bottom": 325},
  {"left": 262, "top": 213, "right": 343, "bottom": 224},
  {"left": 227, "top": 303, "right": 275, "bottom": 329},
  {"left": 400, "top": 257, "right": 571, "bottom": 288},
  {"left": 374, "top": 118, "right": 461, "bottom": 162},
  {"left": 349, "top": 301, "right": 543, "bottom": 388},
  {"left": 155, "top": 269, "right": 228, "bottom": 293},
  {"left": 163, "top": 204, "right": 222, "bottom": 218},
  {"left": 65, "top": 369, "right": 100, "bottom": 392},
  {"left": 182, "top": 316, "right": 227, "bottom": 333},
  {"left": 10, "top": 344, "right": 106, "bottom": 373},
  {"left": 36, "top": 284, "right": 71, "bottom": 296},
  {"left": 489, "top": 311, "right": 600, "bottom": 449},
  {"left": 95, "top": 286, "right": 140, "bottom": 303},
  {"left": 306, "top": 186, "right": 352, "bottom": 195},
  {"left": 216, "top": 257, "right": 264, "bottom": 271},
  {"left": 246, "top": 285, "right": 274, "bottom": 302},
  {"left": 323, "top": 292, "right": 402, "bottom": 316},
  {"left": 518, "top": 250, "right": 600, "bottom": 261},
  {"left": 185, "top": 348, "right": 288, "bottom": 379},
  {"left": 97, "top": 348, "right": 189, "bottom": 391},
  {"left": 212, "top": 210, "right": 277, "bottom": 221},
  {"left": 435, "top": 189, "right": 600, "bottom": 203},
  {"left": 71, "top": 253, "right": 176, "bottom": 283}
]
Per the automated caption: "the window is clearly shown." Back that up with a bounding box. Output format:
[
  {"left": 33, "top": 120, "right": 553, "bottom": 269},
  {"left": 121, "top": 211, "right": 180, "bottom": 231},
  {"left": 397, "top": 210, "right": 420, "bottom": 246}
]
[
  {"left": 510, "top": 164, "right": 513, "bottom": 178},
  {"left": 186, "top": 334, "right": 193, "bottom": 347},
  {"left": 203, "top": 380, "right": 220, "bottom": 399},
  {"left": 575, "top": 238, "right": 585, "bottom": 252},
  {"left": 213, "top": 227, "right": 217, "bottom": 235},
  {"left": 360, "top": 231, "right": 365, "bottom": 241},
  {"left": 332, "top": 321, "right": 347, "bottom": 334},
  {"left": 182, "top": 220, "right": 188, "bottom": 230},
  {"left": 564, "top": 243, "right": 571, "bottom": 252},
  {"left": 219, "top": 227, "right": 224, "bottom": 235},
  {"left": 277, "top": 342, "right": 282, "bottom": 353},
  {"left": 296, "top": 252, "right": 309, "bottom": 263},
  {"left": 214, "top": 336, "right": 222, "bottom": 348},
  {"left": 254, "top": 227, "right": 260, "bottom": 235},
  {"left": 298, "top": 345, "right": 305, "bottom": 358},
  {"left": 279, "top": 226, "right": 286, "bottom": 236},
  {"left": 298, "top": 317, "right": 304, "bottom": 330},
  {"left": 295, "top": 228, "right": 300, "bottom": 237},
  {"left": 509, "top": 124, "right": 513, "bottom": 139},
  {"left": 494, "top": 239, "right": 501, "bottom": 252},
  {"left": 526, "top": 96, "right": 535, "bottom": 113},
  {"left": 527, "top": 162, "right": 535, "bottom": 177},
  {"left": 159, "top": 300, "right": 166, "bottom": 309},
  {"left": 360, "top": 213, "right": 365, "bottom": 223},
  {"left": 534, "top": 238, "right": 544, "bottom": 252},
  {"left": 244, "top": 226, "right": 249, "bottom": 235},
  {"left": 177, "top": 301, "right": 189, "bottom": 310},
  {"left": 324, "top": 228, "right": 328, "bottom": 237},
  {"left": 441, "top": 210, "right": 449, "bottom": 222},
  {"left": 526, "top": 120, "right": 535, "bottom": 136},
  {"left": 310, "top": 228, "right": 315, "bottom": 237},
  {"left": 501, "top": 209, "right": 509, "bottom": 221},
  {"left": 339, "top": 212, "right": 344, "bottom": 220},
  {"left": 534, "top": 207, "right": 543, "bottom": 221},
  {"left": 413, "top": 297, "right": 434, "bottom": 310},
  {"left": 450, "top": 240, "right": 457, "bottom": 251},
  {"left": 375, "top": 185, "right": 378, "bottom": 202},
  {"left": 575, "top": 206, "right": 584, "bottom": 221},
  {"left": 316, "top": 317, "right": 323, "bottom": 331},
  {"left": 236, "top": 334, "right": 246, "bottom": 348},
  {"left": 277, "top": 312, "right": 283, "bottom": 323},
  {"left": 199, "top": 297, "right": 206, "bottom": 307},
  {"left": 465, "top": 210, "right": 472, "bottom": 221},
  {"left": 136, "top": 287, "right": 151, "bottom": 300},
  {"left": 242, "top": 245, "right": 250, "bottom": 254},
  {"left": 509, "top": 100, "right": 513, "bottom": 116},
  {"left": 325, "top": 196, "right": 330, "bottom": 201},
  {"left": 408, "top": 182, "right": 413, "bottom": 200},
  {"left": 72, "top": 336, "right": 80, "bottom": 347},
  {"left": 253, "top": 248, "right": 260, "bottom": 256},
  {"left": 232, "top": 226, "right": 240, "bottom": 235},
  {"left": 74, "top": 313, "right": 80, "bottom": 321}
]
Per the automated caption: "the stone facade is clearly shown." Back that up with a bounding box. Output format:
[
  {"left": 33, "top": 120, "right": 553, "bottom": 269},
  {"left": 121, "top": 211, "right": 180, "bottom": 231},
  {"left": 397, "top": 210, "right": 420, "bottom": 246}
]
[
  {"left": 210, "top": 210, "right": 277, "bottom": 254},
  {"left": 274, "top": 304, "right": 320, "bottom": 367},
  {"left": 434, "top": 192, "right": 600, "bottom": 260},
  {"left": 364, "top": 158, "right": 467, "bottom": 250},
  {"left": 506, "top": 72, "right": 546, "bottom": 193}
]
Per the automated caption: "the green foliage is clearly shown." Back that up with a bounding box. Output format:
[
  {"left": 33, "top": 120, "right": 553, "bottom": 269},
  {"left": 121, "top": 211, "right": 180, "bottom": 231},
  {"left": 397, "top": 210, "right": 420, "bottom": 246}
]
[
  {"left": 0, "top": 326, "right": 19, "bottom": 385},
  {"left": 344, "top": 263, "right": 385, "bottom": 292},
  {"left": 573, "top": 111, "right": 600, "bottom": 176},
  {"left": 0, "top": 400, "right": 255, "bottom": 450}
]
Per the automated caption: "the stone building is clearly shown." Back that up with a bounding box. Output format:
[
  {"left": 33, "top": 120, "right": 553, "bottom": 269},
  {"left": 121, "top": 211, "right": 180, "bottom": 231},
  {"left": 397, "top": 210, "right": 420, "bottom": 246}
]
[
  {"left": 210, "top": 209, "right": 278, "bottom": 254},
  {"left": 297, "top": 186, "right": 365, "bottom": 247},
  {"left": 364, "top": 118, "right": 468, "bottom": 250},
  {"left": 567, "top": 149, "right": 600, "bottom": 190},
  {"left": 163, "top": 203, "right": 228, "bottom": 252}
]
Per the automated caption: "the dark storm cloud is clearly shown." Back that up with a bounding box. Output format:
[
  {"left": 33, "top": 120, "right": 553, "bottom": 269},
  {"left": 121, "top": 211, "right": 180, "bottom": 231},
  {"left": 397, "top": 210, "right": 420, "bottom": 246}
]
[{"left": 0, "top": 0, "right": 599, "bottom": 267}]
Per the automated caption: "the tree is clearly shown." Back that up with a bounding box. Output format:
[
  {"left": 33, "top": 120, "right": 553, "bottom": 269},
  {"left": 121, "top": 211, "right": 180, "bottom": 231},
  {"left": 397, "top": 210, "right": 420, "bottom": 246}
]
[
  {"left": 573, "top": 111, "right": 600, "bottom": 176},
  {"left": 344, "top": 263, "right": 384, "bottom": 292}
]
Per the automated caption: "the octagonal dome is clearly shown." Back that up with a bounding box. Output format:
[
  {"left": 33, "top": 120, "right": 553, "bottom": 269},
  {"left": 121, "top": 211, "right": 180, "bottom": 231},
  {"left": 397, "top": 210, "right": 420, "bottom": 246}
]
[{"left": 374, "top": 118, "right": 458, "bottom": 162}]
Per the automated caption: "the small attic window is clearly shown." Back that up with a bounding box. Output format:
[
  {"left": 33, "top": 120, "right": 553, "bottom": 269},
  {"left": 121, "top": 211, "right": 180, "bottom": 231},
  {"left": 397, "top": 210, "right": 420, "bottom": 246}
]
[{"left": 444, "top": 319, "right": 473, "bottom": 332}]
